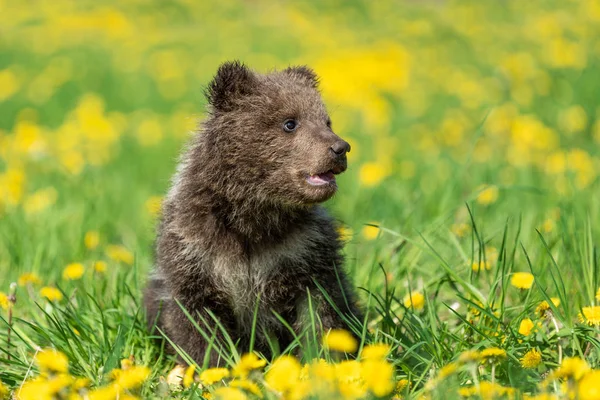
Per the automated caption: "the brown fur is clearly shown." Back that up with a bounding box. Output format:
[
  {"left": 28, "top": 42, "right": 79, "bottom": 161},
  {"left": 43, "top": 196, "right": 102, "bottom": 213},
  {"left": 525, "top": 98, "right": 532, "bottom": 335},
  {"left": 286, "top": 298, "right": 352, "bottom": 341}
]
[{"left": 144, "top": 61, "right": 363, "bottom": 365}]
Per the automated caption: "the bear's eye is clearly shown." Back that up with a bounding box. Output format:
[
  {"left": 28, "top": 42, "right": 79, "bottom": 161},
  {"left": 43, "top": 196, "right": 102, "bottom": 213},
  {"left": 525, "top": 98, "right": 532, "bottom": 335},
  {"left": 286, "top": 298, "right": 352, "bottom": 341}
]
[
  {"left": 326, "top": 119, "right": 332, "bottom": 128},
  {"left": 283, "top": 119, "right": 298, "bottom": 133}
]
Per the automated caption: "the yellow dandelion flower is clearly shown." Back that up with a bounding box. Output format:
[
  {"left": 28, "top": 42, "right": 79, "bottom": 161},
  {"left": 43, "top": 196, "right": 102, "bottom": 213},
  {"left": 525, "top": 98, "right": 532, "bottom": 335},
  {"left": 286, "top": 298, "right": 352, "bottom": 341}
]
[
  {"left": 93, "top": 261, "right": 107, "bottom": 273},
  {"left": 519, "top": 318, "right": 535, "bottom": 336},
  {"left": 40, "top": 287, "right": 63, "bottom": 302},
  {"left": 476, "top": 185, "right": 499, "bottom": 205},
  {"left": 438, "top": 362, "right": 458, "bottom": 379},
  {"left": 199, "top": 367, "right": 229, "bottom": 385},
  {"left": 230, "top": 379, "right": 263, "bottom": 397},
  {"left": 551, "top": 357, "right": 590, "bottom": 381},
  {"left": 579, "top": 306, "right": 600, "bottom": 326},
  {"left": 459, "top": 382, "right": 514, "bottom": 398},
  {"left": 471, "top": 260, "right": 491, "bottom": 272},
  {"left": 536, "top": 297, "right": 561, "bottom": 317},
  {"left": 520, "top": 349, "right": 542, "bottom": 369},
  {"left": 88, "top": 385, "right": 120, "bottom": 400},
  {"left": 84, "top": 231, "right": 100, "bottom": 250},
  {"left": 480, "top": 347, "right": 507, "bottom": 364},
  {"left": 0, "top": 292, "right": 8, "bottom": 310},
  {"left": 337, "top": 226, "right": 353, "bottom": 242},
  {"left": 451, "top": 222, "right": 470, "bottom": 237},
  {"left": 105, "top": 245, "right": 134, "bottom": 265},
  {"left": 36, "top": 349, "right": 69, "bottom": 373},
  {"left": 182, "top": 365, "right": 196, "bottom": 388},
  {"left": 334, "top": 359, "right": 360, "bottom": 383},
  {"left": 18, "top": 272, "right": 42, "bottom": 287},
  {"left": 510, "top": 272, "right": 534, "bottom": 289},
  {"left": 359, "top": 162, "right": 390, "bottom": 187},
  {"left": 145, "top": 196, "right": 163, "bottom": 217},
  {"left": 361, "top": 343, "right": 391, "bottom": 360},
  {"left": 361, "top": 359, "right": 395, "bottom": 397},
  {"left": 403, "top": 292, "right": 425, "bottom": 311},
  {"left": 114, "top": 366, "right": 150, "bottom": 389},
  {"left": 362, "top": 224, "right": 380, "bottom": 240},
  {"left": 62, "top": 263, "right": 85, "bottom": 280},
  {"left": 0, "top": 380, "right": 8, "bottom": 399},
  {"left": 458, "top": 350, "right": 481, "bottom": 364},
  {"left": 323, "top": 329, "right": 357, "bottom": 353},
  {"left": 265, "top": 355, "right": 301, "bottom": 394},
  {"left": 232, "top": 353, "right": 266, "bottom": 378},
  {"left": 214, "top": 387, "right": 248, "bottom": 400},
  {"left": 396, "top": 378, "right": 410, "bottom": 393},
  {"left": 578, "top": 370, "right": 600, "bottom": 400}
]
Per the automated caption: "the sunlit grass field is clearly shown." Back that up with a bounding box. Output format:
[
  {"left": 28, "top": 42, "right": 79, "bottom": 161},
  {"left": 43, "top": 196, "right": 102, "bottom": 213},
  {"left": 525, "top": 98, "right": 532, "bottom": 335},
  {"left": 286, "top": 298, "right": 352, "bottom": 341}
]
[{"left": 2, "top": 0, "right": 600, "bottom": 398}]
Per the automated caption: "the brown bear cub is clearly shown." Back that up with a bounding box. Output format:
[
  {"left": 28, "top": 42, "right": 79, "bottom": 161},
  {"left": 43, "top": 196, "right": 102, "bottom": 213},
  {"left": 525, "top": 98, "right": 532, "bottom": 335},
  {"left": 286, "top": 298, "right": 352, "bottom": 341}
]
[{"left": 144, "top": 61, "right": 363, "bottom": 365}]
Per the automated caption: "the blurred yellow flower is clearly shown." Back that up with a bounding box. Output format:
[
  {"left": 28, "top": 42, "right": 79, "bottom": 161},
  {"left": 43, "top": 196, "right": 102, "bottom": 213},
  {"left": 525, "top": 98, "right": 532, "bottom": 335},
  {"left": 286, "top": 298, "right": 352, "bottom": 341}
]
[
  {"left": 511, "top": 272, "right": 534, "bottom": 290},
  {"left": 40, "top": 287, "right": 63, "bottom": 302},
  {"left": 105, "top": 245, "right": 134, "bottom": 265},
  {"left": 0, "top": 293, "right": 8, "bottom": 310},
  {"left": 214, "top": 387, "right": 248, "bottom": 400},
  {"left": 451, "top": 223, "right": 470, "bottom": 237},
  {"left": 182, "top": 365, "right": 196, "bottom": 388},
  {"left": 361, "top": 359, "right": 395, "bottom": 397},
  {"left": 337, "top": 226, "right": 353, "bottom": 242},
  {"left": 520, "top": 349, "right": 542, "bottom": 369},
  {"left": 403, "top": 292, "right": 425, "bottom": 311},
  {"left": 578, "top": 370, "right": 600, "bottom": 400},
  {"left": 62, "top": 262, "right": 84, "bottom": 280},
  {"left": 93, "top": 261, "right": 107, "bottom": 273},
  {"left": 199, "top": 367, "right": 228, "bottom": 385},
  {"left": 396, "top": 378, "right": 410, "bottom": 393},
  {"left": 359, "top": 162, "right": 390, "bottom": 187},
  {"left": 480, "top": 347, "right": 507, "bottom": 363},
  {"left": 361, "top": 343, "right": 391, "bottom": 360},
  {"left": 518, "top": 318, "right": 535, "bottom": 336},
  {"left": 84, "top": 231, "right": 100, "bottom": 250},
  {"left": 596, "top": 287, "right": 600, "bottom": 301},
  {"left": 23, "top": 187, "right": 58, "bottom": 215},
  {"left": 265, "top": 355, "right": 301, "bottom": 394},
  {"left": 550, "top": 357, "right": 590, "bottom": 381},
  {"left": 18, "top": 272, "right": 42, "bottom": 286},
  {"left": 0, "top": 68, "right": 19, "bottom": 101},
  {"left": 472, "top": 260, "right": 491, "bottom": 272},
  {"left": 36, "top": 349, "right": 69, "bottom": 373},
  {"left": 579, "top": 306, "right": 600, "bottom": 326},
  {"left": 145, "top": 196, "right": 163, "bottom": 217},
  {"left": 0, "top": 168, "right": 25, "bottom": 207},
  {"left": 323, "top": 329, "right": 357, "bottom": 353},
  {"left": 536, "top": 297, "right": 561, "bottom": 317},
  {"left": 559, "top": 105, "right": 587, "bottom": 135},
  {"left": 232, "top": 353, "right": 266, "bottom": 378},
  {"left": 0, "top": 379, "right": 7, "bottom": 399},
  {"left": 114, "top": 366, "right": 150, "bottom": 389},
  {"left": 230, "top": 379, "right": 262, "bottom": 397},
  {"left": 476, "top": 185, "right": 499, "bottom": 205},
  {"left": 362, "top": 224, "right": 380, "bottom": 241}
]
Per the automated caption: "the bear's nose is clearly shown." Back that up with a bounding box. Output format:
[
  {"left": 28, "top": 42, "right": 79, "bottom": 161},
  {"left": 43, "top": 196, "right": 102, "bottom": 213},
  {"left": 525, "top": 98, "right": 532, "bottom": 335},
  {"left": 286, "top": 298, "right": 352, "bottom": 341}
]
[{"left": 330, "top": 140, "right": 351, "bottom": 156}]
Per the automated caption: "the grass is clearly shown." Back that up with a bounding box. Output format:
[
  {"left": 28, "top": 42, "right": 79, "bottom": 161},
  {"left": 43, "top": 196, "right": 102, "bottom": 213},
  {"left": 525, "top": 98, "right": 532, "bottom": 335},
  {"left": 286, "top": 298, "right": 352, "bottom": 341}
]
[{"left": 1, "top": 0, "right": 600, "bottom": 399}]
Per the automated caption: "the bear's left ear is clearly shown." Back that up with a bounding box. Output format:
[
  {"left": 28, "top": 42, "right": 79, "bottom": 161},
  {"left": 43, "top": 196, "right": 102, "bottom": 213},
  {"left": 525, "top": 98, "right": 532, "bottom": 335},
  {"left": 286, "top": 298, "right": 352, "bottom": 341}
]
[
  {"left": 284, "top": 66, "right": 319, "bottom": 88},
  {"left": 206, "top": 61, "right": 257, "bottom": 112}
]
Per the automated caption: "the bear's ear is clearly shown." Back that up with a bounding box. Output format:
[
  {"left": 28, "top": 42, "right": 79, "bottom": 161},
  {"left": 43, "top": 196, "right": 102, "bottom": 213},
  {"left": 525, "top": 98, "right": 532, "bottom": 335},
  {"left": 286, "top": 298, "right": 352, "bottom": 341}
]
[
  {"left": 284, "top": 65, "right": 319, "bottom": 88},
  {"left": 206, "top": 61, "right": 256, "bottom": 112}
]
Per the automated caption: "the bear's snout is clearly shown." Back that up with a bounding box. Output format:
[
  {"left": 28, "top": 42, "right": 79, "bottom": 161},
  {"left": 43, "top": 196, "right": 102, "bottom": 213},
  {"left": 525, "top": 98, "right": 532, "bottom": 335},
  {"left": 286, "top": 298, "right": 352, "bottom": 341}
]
[{"left": 330, "top": 140, "right": 351, "bottom": 157}]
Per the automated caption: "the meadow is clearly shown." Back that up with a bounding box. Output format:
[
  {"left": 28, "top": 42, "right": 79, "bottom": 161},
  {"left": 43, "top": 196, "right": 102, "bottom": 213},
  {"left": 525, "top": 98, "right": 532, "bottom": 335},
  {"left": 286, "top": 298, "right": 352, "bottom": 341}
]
[{"left": 1, "top": 0, "right": 600, "bottom": 398}]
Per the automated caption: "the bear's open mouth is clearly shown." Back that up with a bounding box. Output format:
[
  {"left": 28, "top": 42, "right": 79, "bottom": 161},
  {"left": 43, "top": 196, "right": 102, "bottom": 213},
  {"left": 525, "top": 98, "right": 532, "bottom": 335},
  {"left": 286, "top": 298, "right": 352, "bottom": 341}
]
[{"left": 306, "top": 170, "right": 336, "bottom": 186}]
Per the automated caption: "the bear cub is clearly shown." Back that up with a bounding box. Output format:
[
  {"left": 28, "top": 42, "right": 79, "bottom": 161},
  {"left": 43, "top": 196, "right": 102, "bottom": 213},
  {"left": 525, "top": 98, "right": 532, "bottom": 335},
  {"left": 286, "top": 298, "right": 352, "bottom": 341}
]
[{"left": 145, "top": 61, "right": 363, "bottom": 365}]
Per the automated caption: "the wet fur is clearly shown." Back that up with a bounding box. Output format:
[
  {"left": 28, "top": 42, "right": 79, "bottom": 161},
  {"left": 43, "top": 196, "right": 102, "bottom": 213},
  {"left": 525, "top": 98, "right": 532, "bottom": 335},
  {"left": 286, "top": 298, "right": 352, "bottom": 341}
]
[{"left": 145, "top": 61, "right": 363, "bottom": 365}]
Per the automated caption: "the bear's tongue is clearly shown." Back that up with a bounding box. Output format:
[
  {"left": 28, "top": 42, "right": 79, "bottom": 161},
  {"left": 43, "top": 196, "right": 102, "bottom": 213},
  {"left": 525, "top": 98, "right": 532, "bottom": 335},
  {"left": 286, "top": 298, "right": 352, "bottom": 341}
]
[{"left": 307, "top": 171, "right": 335, "bottom": 186}]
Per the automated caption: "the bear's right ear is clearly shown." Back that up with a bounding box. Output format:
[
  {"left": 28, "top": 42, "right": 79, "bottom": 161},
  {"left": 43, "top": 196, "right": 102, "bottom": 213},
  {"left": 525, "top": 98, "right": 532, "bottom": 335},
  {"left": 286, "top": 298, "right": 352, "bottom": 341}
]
[{"left": 206, "top": 61, "right": 256, "bottom": 112}]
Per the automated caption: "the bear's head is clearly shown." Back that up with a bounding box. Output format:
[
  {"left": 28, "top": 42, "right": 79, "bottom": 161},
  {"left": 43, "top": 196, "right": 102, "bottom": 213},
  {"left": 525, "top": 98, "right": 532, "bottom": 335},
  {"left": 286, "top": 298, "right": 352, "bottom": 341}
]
[{"left": 201, "top": 61, "right": 350, "bottom": 206}]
